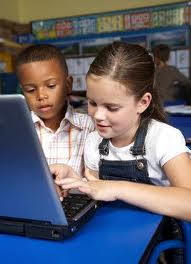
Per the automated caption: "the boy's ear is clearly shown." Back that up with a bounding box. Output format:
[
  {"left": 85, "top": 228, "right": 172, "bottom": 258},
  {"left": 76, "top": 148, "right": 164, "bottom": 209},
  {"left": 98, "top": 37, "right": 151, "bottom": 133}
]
[
  {"left": 66, "top": 75, "right": 73, "bottom": 95},
  {"left": 137, "top": 92, "right": 152, "bottom": 114}
]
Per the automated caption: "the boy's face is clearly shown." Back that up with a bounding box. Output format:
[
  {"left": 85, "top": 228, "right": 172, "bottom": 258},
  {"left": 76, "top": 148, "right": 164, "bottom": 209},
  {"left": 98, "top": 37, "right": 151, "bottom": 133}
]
[{"left": 18, "top": 59, "right": 72, "bottom": 130}]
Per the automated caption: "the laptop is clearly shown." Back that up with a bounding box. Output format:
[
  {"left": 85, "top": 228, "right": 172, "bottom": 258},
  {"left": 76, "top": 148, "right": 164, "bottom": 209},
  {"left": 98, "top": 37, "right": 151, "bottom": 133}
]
[{"left": 0, "top": 94, "right": 97, "bottom": 240}]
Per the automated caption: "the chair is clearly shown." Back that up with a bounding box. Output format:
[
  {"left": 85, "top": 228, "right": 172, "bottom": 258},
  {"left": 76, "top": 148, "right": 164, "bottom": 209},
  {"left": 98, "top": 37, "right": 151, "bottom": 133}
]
[{"left": 147, "top": 221, "right": 191, "bottom": 264}]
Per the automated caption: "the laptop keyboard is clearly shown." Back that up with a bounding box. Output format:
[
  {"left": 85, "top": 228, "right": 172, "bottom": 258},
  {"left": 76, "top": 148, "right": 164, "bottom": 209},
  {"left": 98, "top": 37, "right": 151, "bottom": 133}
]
[{"left": 61, "top": 194, "right": 92, "bottom": 220}]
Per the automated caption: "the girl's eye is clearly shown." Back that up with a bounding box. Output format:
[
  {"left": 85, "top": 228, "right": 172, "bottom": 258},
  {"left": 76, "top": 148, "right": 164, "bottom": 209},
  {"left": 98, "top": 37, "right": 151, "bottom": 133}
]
[
  {"left": 88, "top": 101, "right": 97, "bottom": 107},
  {"left": 107, "top": 106, "right": 119, "bottom": 112}
]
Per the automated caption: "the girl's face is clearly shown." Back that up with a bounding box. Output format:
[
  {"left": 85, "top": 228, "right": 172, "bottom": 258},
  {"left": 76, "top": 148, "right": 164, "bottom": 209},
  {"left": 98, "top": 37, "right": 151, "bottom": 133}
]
[
  {"left": 18, "top": 59, "right": 72, "bottom": 131},
  {"left": 87, "top": 74, "right": 151, "bottom": 147}
]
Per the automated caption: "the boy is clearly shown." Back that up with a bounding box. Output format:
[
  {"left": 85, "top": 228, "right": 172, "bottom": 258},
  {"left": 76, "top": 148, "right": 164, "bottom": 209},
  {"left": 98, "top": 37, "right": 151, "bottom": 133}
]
[
  {"left": 152, "top": 44, "right": 191, "bottom": 104},
  {"left": 16, "top": 44, "right": 94, "bottom": 177}
]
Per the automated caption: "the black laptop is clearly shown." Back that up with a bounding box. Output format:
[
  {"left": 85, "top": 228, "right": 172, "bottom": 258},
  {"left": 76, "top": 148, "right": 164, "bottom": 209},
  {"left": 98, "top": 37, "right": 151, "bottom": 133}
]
[{"left": 0, "top": 94, "right": 97, "bottom": 240}]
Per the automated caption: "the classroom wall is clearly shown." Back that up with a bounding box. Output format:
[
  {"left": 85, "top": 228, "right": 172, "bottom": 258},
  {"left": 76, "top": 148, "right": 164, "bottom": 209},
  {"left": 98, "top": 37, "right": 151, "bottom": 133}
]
[
  {"left": 0, "top": 0, "right": 187, "bottom": 23},
  {"left": 0, "top": 0, "right": 20, "bottom": 22}
]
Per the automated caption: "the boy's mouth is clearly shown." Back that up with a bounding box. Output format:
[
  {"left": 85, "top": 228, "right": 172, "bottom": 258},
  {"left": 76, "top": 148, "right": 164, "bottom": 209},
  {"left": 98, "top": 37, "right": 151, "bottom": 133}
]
[{"left": 38, "top": 105, "right": 52, "bottom": 112}]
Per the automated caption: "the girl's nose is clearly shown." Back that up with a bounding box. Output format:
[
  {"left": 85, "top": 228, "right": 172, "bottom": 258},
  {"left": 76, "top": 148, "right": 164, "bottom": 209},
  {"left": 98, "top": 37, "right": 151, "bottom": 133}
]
[{"left": 94, "top": 108, "right": 105, "bottom": 121}]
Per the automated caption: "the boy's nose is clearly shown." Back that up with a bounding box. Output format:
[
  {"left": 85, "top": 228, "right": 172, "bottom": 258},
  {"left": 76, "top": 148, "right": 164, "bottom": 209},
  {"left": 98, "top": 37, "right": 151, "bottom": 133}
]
[{"left": 37, "top": 89, "right": 48, "bottom": 100}]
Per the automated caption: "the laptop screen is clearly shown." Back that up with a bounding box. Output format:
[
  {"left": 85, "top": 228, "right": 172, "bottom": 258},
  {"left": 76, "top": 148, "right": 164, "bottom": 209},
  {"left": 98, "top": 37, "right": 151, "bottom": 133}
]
[{"left": 0, "top": 95, "right": 67, "bottom": 225}]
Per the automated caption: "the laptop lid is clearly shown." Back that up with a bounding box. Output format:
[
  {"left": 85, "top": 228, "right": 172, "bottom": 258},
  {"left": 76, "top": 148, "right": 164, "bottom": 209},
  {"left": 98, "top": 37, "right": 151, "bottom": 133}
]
[{"left": 0, "top": 94, "right": 68, "bottom": 225}]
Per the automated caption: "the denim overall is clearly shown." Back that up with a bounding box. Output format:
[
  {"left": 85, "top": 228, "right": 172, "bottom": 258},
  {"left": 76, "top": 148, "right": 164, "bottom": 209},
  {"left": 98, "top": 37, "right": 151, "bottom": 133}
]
[
  {"left": 98, "top": 120, "right": 183, "bottom": 264},
  {"left": 98, "top": 120, "right": 151, "bottom": 184}
]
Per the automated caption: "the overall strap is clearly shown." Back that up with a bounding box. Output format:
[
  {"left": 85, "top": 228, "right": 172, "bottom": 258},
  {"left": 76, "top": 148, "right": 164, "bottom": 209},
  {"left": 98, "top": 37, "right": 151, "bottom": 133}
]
[
  {"left": 98, "top": 120, "right": 150, "bottom": 157},
  {"left": 98, "top": 138, "right": 109, "bottom": 156},
  {"left": 130, "top": 120, "right": 149, "bottom": 157}
]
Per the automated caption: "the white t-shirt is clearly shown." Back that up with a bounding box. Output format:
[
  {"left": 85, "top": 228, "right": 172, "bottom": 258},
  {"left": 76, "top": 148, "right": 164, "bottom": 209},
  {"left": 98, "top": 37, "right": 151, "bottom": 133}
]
[{"left": 84, "top": 119, "right": 190, "bottom": 186}]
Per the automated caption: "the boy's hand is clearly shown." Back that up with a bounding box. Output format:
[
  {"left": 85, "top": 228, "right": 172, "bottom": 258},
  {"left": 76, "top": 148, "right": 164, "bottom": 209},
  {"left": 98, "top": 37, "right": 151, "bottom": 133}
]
[
  {"left": 50, "top": 164, "right": 80, "bottom": 199},
  {"left": 54, "top": 184, "right": 65, "bottom": 202},
  {"left": 49, "top": 163, "right": 80, "bottom": 180}
]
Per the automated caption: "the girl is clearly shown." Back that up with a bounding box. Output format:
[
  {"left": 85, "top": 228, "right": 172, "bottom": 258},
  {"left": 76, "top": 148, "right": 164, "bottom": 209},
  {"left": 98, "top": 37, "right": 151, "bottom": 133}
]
[{"left": 51, "top": 42, "right": 191, "bottom": 221}]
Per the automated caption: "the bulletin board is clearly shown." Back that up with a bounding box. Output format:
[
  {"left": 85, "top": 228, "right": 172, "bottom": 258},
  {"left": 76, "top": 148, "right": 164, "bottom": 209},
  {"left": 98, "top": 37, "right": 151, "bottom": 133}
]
[{"left": 31, "top": 1, "right": 191, "bottom": 90}]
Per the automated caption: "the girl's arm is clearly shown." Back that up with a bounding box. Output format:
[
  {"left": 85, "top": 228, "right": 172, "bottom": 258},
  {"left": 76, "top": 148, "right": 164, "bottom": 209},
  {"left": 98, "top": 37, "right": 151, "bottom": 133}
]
[
  {"left": 116, "top": 152, "right": 191, "bottom": 221},
  {"left": 55, "top": 152, "right": 191, "bottom": 221}
]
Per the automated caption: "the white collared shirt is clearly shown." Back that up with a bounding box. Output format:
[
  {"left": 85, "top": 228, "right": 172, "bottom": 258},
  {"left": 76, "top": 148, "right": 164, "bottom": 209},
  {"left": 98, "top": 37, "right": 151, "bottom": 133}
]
[{"left": 32, "top": 104, "right": 94, "bottom": 176}]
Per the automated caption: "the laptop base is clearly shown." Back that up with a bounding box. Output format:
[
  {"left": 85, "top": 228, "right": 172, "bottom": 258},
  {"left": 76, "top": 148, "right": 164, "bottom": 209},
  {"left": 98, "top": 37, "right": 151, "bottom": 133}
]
[{"left": 0, "top": 204, "right": 96, "bottom": 240}]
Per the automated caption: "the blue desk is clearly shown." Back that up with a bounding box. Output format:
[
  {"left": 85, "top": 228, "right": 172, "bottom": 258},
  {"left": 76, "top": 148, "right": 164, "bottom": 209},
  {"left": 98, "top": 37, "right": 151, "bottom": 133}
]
[
  {"left": 167, "top": 114, "right": 191, "bottom": 140},
  {"left": 0, "top": 202, "right": 163, "bottom": 264},
  {"left": 165, "top": 105, "right": 191, "bottom": 141}
]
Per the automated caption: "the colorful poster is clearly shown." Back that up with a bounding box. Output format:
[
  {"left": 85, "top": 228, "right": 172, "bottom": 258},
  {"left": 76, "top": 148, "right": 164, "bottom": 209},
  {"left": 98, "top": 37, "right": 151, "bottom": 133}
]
[
  {"left": 97, "top": 16, "right": 112, "bottom": 33},
  {"left": 97, "top": 15, "right": 123, "bottom": 33},
  {"left": 111, "top": 15, "right": 123, "bottom": 31},
  {"left": 130, "top": 12, "right": 151, "bottom": 30},
  {"left": 165, "top": 9, "right": 174, "bottom": 26},
  {"left": 32, "top": 20, "right": 56, "bottom": 40},
  {"left": 184, "top": 6, "right": 191, "bottom": 24},
  {"left": 73, "top": 18, "right": 96, "bottom": 35},
  {"left": 173, "top": 7, "right": 184, "bottom": 26},
  {"left": 124, "top": 14, "right": 131, "bottom": 30},
  {"left": 55, "top": 20, "right": 73, "bottom": 37},
  {"left": 151, "top": 11, "right": 161, "bottom": 27},
  {"left": 80, "top": 18, "right": 97, "bottom": 35},
  {"left": 32, "top": 2, "right": 188, "bottom": 41}
]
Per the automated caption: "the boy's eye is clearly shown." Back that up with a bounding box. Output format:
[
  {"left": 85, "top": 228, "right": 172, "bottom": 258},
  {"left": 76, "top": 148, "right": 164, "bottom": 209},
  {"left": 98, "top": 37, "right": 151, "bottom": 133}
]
[
  {"left": 25, "top": 88, "right": 35, "bottom": 93},
  {"left": 47, "top": 84, "right": 56, "bottom": 88}
]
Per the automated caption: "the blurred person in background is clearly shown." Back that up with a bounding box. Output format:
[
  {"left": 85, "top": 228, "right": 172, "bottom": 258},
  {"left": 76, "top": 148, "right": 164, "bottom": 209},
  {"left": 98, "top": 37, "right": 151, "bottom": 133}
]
[{"left": 152, "top": 44, "right": 191, "bottom": 105}]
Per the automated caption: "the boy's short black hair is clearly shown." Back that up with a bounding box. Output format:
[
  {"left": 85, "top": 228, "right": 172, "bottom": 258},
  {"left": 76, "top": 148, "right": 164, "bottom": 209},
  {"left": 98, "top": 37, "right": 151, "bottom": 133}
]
[
  {"left": 16, "top": 44, "right": 68, "bottom": 74},
  {"left": 152, "top": 44, "right": 170, "bottom": 63}
]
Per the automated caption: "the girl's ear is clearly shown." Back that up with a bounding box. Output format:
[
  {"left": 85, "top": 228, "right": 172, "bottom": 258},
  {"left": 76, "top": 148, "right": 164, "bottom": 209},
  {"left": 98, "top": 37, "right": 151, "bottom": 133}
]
[
  {"left": 137, "top": 92, "right": 152, "bottom": 114},
  {"left": 66, "top": 75, "right": 73, "bottom": 95}
]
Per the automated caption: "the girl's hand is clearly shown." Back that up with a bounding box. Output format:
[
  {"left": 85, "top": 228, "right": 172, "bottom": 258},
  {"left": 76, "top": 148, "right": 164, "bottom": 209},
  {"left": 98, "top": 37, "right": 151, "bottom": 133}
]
[{"left": 55, "top": 173, "right": 117, "bottom": 202}]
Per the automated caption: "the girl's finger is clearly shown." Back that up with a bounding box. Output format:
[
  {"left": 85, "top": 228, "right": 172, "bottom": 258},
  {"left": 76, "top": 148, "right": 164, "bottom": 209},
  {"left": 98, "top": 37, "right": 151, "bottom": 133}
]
[
  {"left": 61, "top": 180, "right": 87, "bottom": 190},
  {"left": 55, "top": 177, "right": 78, "bottom": 185},
  {"left": 85, "top": 173, "right": 98, "bottom": 181},
  {"left": 78, "top": 186, "right": 92, "bottom": 196}
]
